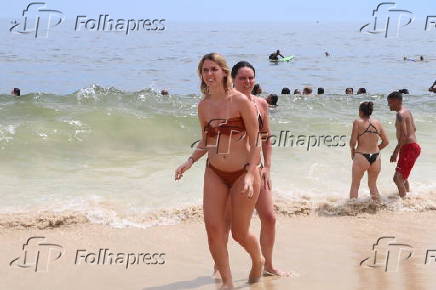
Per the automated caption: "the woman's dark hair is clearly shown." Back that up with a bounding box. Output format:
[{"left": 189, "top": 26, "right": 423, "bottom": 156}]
[
  {"left": 359, "top": 101, "right": 373, "bottom": 117},
  {"left": 252, "top": 83, "right": 262, "bottom": 95},
  {"left": 281, "top": 87, "right": 290, "bottom": 94},
  {"left": 267, "top": 94, "right": 278, "bottom": 105},
  {"left": 387, "top": 91, "right": 403, "bottom": 101},
  {"left": 231, "top": 61, "right": 255, "bottom": 79}
]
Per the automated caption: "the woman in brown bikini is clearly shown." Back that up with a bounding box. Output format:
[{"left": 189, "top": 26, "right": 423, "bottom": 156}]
[
  {"left": 175, "top": 53, "right": 263, "bottom": 289},
  {"left": 349, "top": 101, "right": 389, "bottom": 200},
  {"left": 227, "top": 61, "right": 288, "bottom": 276}
]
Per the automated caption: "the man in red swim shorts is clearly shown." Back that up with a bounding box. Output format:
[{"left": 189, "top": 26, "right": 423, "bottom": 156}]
[{"left": 387, "top": 91, "right": 421, "bottom": 198}]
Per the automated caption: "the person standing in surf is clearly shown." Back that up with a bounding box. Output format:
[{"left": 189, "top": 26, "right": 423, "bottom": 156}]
[
  {"left": 349, "top": 101, "right": 389, "bottom": 200},
  {"left": 387, "top": 91, "right": 421, "bottom": 198},
  {"left": 175, "top": 53, "right": 263, "bottom": 288}
]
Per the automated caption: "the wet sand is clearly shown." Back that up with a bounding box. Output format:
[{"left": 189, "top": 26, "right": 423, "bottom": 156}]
[{"left": 1, "top": 211, "right": 436, "bottom": 290}]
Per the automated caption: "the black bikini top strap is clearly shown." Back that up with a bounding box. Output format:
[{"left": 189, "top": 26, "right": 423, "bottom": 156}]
[{"left": 358, "top": 121, "right": 379, "bottom": 137}]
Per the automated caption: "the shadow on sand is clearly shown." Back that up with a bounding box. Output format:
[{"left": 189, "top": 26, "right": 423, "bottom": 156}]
[{"left": 143, "top": 276, "right": 216, "bottom": 290}]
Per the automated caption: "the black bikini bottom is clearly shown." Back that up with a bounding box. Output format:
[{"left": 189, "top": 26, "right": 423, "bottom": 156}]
[{"left": 356, "top": 152, "right": 380, "bottom": 165}]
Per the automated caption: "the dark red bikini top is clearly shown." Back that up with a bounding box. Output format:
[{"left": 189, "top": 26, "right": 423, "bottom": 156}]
[
  {"left": 203, "top": 98, "right": 264, "bottom": 138},
  {"left": 204, "top": 117, "right": 246, "bottom": 138}
]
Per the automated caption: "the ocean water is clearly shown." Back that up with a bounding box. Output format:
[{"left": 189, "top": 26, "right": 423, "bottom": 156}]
[{"left": 0, "top": 21, "right": 435, "bottom": 228}]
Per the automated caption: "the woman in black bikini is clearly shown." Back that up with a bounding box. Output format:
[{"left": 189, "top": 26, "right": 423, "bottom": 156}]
[
  {"left": 349, "top": 101, "right": 389, "bottom": 200},
  {"left": 175, "top": 53, "right": 263, "bottom": 289}
]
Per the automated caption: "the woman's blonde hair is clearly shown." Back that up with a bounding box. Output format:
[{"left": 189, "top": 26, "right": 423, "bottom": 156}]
[{"left": 197, "top": 53, "right": 232, "bottom": 96}]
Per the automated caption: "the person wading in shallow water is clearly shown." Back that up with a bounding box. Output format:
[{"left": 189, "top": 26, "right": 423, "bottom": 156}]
[
  {"left": 349, "top": 101, "right": 389, "bottom": 200},
  {"left": 387, "top": 91, "right": 421, "bottom": 198}
]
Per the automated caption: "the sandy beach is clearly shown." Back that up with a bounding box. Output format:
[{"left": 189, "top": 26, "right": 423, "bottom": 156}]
[{"left": 2, "top": 210, "right": 436, "bottom": 290}]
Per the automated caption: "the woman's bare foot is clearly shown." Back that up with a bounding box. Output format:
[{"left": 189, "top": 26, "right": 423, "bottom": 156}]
[
  {"left": 263, "top": 267, "right": 292, "bottom": 277},
  {"left": 212, "top": 264, "right": 221, "bottom": 280},
  {"left": 248, "top": 258, "right": 264, "bottom": 284},
  {"left": 370, "top": 193, "right": 380, "bottom": 202},
  {"left": 219, "top": 282, "right": 234, "bottom": 289}
]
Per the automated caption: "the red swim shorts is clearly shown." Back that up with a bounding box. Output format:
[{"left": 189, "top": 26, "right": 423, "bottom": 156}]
[{"left": 396, "top": 143, "right": 421, "bottom": 180}]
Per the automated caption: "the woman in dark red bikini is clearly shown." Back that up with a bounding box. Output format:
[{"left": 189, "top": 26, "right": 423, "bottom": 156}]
[
  {"left": 228, "top": 61, "right": 288, "bottom": 276},
  {"left": 349, "top": 101, "right": 389, "bottom": 200},
  {"left": 175, "top": 53, "right": 263, "bottom": 289}
]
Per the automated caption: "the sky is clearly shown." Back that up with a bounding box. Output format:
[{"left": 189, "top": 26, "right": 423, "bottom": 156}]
[{"left": 1, "top": 0, "right": 435, "bottom": 22}]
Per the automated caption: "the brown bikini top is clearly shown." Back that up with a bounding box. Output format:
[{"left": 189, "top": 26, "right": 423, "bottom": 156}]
[{"left": 204, "top": 117, "right": 246, "bottom": 138}]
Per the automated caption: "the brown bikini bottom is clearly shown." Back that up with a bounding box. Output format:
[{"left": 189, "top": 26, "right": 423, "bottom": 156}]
[{"left": 206, "top": 159, "right": 262, "bottom": 188}]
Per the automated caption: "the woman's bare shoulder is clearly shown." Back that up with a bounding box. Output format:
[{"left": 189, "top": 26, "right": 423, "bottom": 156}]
[
  {"left": 371, "top": 118, "right": 383, "bottom": 128},
  {"left": 256, "top": 97, "right": 268, "bottom": 108},
  {"left": 197, "top": 97, "right": 208, "bottom": 108},
  {"left": 230, "top": 89, "right": 250, "bottom": 105}
]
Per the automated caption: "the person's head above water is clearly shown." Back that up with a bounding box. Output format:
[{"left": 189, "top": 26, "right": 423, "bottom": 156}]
[
  {"left": 398, "top": 89, "right": 409, "bottom": 94},
  {"left": 359, "top": 101, "right": 373, "bottom": 118},
  {"left": 293, "top": 89, "right": 301, "bottom": 94},
  {"left": 303, "top": 87, "right": 312, "bottom": 95},
  {"left": 160, "top": 89, "right": 169, "bottom": 96},
  {"left": 357, "top": 88, "right": 366, "bottom": 94},
  {"left": 317, "top": 88, "right": 324, "bottom": 94},
  {"left": 281, "top": 87, "right": 290, "bottom": 94},
  {"left": 252, "top": 83, "right": 262, "bottom": 95},
  {"left": 231, "top": 61, "right": 256, "bottom": 95},
  {"left": 387, "top": 91, "right": 403, "bottom": 112},
  {"left": 345, "top": 88, "right": 353, "bottom": 95},
  {"left": 11, "top": 88, "right": 20, "bottom": 96},
  {"left": 266, "top": 94, "right": 278, "bottom": 106},
  {"left": 198, "top": 53, "right": 232, "bottom": 96}
]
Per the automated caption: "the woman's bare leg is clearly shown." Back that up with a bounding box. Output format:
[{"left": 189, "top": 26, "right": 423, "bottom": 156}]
[
  {"left": 256, "top": 187, "right": 283, "bottom": 275},
  {"left": 214, "top": 198, "right": 232, "bottom": 279},
  {"left": 203, "top": 168, "right": 233, "bottom": 288},
  {"left": 230, "top": 171, "right": 263, "bottom": 283},
  {"left": 350, "top": 154, "right": 368, "bottom": 199},
  {"left": 367, "top": 158, "right": 381, "bottom": 200}
]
